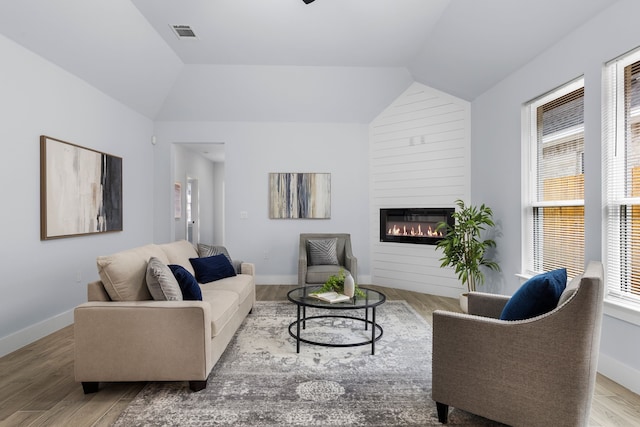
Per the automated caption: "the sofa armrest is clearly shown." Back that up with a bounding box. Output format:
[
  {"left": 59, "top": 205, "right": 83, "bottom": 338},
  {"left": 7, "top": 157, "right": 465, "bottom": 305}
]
[
  {"left": 240, "top": 262, "right": 255, "bottom": 276},
  {"left": 87, "top": 280, "right": 111, "bottom": 302},
  {"left": 74, "top": 301, "right": 212, "bottom": 382},
  {"left": 467, "top": 291, "right": 510, "bottom": 318}
]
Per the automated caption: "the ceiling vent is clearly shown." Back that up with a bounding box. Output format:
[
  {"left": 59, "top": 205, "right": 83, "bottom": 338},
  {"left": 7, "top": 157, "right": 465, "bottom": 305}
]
[{"left": 170, "top": 25, "right": 198, "bottom": 40}]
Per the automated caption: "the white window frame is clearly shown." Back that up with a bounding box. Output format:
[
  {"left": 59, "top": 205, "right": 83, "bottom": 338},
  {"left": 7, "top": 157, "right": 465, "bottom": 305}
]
[
  {"left": 603, "top": 48, "right": 640, "bottom": 325},
  {"left": 521, "top": 78, "right": 585, "bottom": 278}
]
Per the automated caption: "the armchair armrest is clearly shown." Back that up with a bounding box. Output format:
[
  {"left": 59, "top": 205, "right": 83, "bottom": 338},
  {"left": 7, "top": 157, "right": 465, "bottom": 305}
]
[
  {"left": 344, "top": 253, "right": 358, "bottom": 283},
  {"left": 343, "top": 237, "right": 358, "bottom": 282},
  {"left": 467, "top": 291, "right": 510, "bottom": 318},
  {"left": 74, "top": 301, "right": 212, "bottom": 383},
  {"left": 298, "top": 245, "right": 308, "bottom": 285}
]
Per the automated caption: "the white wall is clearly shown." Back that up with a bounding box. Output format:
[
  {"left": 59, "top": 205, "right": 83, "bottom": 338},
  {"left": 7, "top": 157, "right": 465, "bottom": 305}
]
[
  {"left": 370, "top": 82, "right": 471, "bottom": 297},
  {"left": 0, "top": 34, "right": 155, "bottom": 356},
  {"left": 156, "top": 65, "right": 413, "bottom": 123},
  {"left": 154, "top": 121, "right": 371, "bottom": 284},
  {"left": 472, "top": 0, "right": 640, "bottom": 393},
  {"left": 212, "top": 161, "right": 225, "bottom": 246}
]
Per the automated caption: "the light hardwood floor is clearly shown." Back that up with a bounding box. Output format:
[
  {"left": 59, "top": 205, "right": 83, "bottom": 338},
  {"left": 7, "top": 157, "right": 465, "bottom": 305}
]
[{"left": 1, "top": 285, "right": 639, "bottom": 426}]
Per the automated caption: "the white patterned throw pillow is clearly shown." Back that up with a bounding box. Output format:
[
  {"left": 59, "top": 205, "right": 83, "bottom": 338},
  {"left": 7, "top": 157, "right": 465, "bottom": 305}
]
[
  {"left": 146, "top": 257, "right": 183, "bottom": 301},
  {"left": 307, "top": 238, "right": 339, "bottom": 265}
]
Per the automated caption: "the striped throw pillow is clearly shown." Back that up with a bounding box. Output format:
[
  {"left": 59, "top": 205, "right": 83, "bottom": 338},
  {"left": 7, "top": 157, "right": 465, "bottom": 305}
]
[
  {"left": 197, "top": 244, "right": 243, "bottom": 273},
  {"left": 146, "top": 257, "right": 183, "bottom": 301},
  {"left": 307, "top": 238, "right": 339, "bottom": 266}
]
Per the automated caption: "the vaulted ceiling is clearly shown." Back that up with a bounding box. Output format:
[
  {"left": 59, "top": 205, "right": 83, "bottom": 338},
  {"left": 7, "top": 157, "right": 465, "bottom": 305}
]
[{"left": 0, "top": 0, "right": 618, "bottom": 122}]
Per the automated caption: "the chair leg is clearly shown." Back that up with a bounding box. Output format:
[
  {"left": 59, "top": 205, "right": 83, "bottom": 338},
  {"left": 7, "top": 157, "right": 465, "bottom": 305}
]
[
  {"left": 436, "top": 402, "right": 449, "bottom": 424},
  {"left": 81, "top": 381, "right": 99, "bottom": 394},
  {"left": 189, "top": 380, "right": 207, "bottom": 392}
]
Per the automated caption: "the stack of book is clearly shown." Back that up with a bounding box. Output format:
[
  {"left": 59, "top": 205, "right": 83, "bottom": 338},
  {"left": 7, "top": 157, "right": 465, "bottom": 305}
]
[{"left": 309, "top": 291, "right": 351, "bottom": 303}]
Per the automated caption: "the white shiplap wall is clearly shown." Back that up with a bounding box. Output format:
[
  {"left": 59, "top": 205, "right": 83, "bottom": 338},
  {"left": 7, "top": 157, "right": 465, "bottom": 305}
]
[{"left": 369, "top": 82, "right": 470, "bottom": 297}]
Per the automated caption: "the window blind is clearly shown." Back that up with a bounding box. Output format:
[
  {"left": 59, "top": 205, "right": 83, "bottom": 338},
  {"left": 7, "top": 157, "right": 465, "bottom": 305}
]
[
  {"left": 604, "top": 50, "right": 640, "bottom": 304},
  {"left": 525, "top": 82, "right": 585, "bottom": 278}
]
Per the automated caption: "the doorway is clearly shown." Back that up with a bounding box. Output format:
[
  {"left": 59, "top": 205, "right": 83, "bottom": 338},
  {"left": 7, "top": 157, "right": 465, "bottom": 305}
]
[
  {"left": 172, "top": 142, "right": 225, "bottom": 245},
  {"left": 186, "top": 177, "right": 199, "bottom": 245}
]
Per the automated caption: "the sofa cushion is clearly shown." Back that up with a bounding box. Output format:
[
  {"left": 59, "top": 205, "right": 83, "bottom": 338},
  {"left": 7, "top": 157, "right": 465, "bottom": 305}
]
[
  {"left": 146, "top": 257, "right": 183, "bottom": 301},
  {"left": 190, "top": 254, "right": 237, "bottom": 283},
  {"left": 201, "top": 289, "right": 239, "bottom": 337},
  {"left": 307, "top": 238, "right": 339, "bottom": 265},
  {"left": 500, "top": 268, "right": 567, "bottom": 321},
  {"left": 201, "top": 273, "right": 255, "bottom": 304},
  {"left": 159, "top": 240, "right": 199, "bottom": 276},
  {"left": 306, "top": 265, "right": 350, "bottom": 284},
  {"left": 97, "top": 244, "right": 168, "bottom": 301},
  {"left": 197, "top": 243, "right": 243, "bottom": 274},
  {"left": 168, "top": 265, "right": 203, "bottom": 301}
]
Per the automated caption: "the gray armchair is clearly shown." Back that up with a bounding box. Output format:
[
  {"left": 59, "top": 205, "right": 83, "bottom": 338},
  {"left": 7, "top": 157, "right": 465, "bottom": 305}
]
[
  {"left": 432, "top": 261, "right": 604, "bottom": 426},
  {"left": 298, "top": 233, "right": 357, "bottom": 286}
]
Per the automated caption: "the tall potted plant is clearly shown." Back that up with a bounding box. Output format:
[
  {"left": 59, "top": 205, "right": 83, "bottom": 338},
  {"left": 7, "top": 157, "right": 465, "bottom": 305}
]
[{"left": 435, "top": 199, "right": 500, "bottom": 312}]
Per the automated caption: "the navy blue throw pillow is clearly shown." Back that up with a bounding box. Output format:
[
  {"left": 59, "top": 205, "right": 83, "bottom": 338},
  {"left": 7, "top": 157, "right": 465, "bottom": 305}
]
[
  {"left": 500, "top": 268, "right": 567, "bottom": 321},
  {"left": 189, "top": 254, "right": 237, "bottom": 284},
  {"left": 168, "top": 265, "right": 202, "bottom": 301}
]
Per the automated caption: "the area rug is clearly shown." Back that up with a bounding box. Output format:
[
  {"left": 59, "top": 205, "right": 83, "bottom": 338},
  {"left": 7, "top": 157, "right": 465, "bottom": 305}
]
[{"left": 113, "top": 301, "right": 501, "bottom": 426}]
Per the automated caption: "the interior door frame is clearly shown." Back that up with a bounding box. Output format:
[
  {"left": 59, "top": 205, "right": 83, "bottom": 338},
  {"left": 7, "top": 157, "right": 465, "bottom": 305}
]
[{"left": 186, "top": 176, "right": 199, "bottom": 245}]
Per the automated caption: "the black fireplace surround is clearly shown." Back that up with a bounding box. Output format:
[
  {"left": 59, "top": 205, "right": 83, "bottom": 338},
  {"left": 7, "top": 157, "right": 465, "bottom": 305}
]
[{"left": 380, "top": 208, "right": 455, "bottom": 245}]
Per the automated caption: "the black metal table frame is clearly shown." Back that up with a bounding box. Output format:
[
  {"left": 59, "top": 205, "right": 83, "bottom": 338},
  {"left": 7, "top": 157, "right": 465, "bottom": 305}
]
[{"left": 287, "top": 286, "right": 385, "bottom": 355}]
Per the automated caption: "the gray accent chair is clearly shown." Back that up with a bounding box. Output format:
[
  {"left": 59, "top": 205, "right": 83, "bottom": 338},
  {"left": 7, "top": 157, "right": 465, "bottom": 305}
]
[
  {"left": 298, "top": 233, "right": 357, "bottom": 286},
  {"left": 432, "top": 261, "right": 604, "bottom": 426}
]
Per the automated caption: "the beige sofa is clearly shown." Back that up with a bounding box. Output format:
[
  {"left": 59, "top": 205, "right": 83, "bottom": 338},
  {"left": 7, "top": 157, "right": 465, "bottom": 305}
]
[{"left": 74, "top": 240, "right": 255, "bottom": 393}]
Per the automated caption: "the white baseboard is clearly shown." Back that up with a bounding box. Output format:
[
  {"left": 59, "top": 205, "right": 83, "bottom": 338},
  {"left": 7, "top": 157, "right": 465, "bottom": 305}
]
[
  {"left": 0, "top": 309, "right": 74, "bottom": 358},
  {"left": 256, "top": 275, "right": 373, "bottom": 286},
  {"left": 373, "top": 280, "right": 461, "bottom": 299},
  {"left": 256, "top": 275, "right": 297, "bottom": 285},
  {"left": 598, "top": 351, "right": 640, "bottom": 395},
  {"left": 254, "top": 277, "right": 453, "bottom": 300}
]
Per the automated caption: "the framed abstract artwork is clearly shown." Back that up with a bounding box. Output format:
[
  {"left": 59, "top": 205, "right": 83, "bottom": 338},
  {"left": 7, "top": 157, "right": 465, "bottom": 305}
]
[
  {"left": 269, "top": 172, "right": 331, "bottom": 219},
  {"left": 40, "top": 135, "right": 123, "bottom": 240}
]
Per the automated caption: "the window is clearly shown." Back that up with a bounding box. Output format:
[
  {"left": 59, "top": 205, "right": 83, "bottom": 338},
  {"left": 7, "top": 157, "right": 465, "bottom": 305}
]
[
  {"left": 604, "top": 48, "right": 640, "bottom": 307},
  {"left": 523, "top": 79, "right": 585, "bottom": 278}
]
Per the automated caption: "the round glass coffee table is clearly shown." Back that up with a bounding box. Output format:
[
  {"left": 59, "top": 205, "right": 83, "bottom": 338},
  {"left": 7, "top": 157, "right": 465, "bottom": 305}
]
[{"left": 287, "top": 286, "right": 386, "bottom": 355}]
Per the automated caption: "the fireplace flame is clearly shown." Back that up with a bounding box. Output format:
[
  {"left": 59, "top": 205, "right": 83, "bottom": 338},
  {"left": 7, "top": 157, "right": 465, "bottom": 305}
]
[{"left": 387, "top": 224, "right": 442, "bottom": 237}]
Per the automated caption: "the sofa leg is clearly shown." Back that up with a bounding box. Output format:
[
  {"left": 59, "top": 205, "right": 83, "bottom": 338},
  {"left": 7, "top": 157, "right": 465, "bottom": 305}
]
[
  {"left": 81, "top": 382, "right": 99, "bottom": 394},
  {"left": 189, "top": 380, "right": 207, "bottom": 392},
  {"left": 436, "top": 402, "right": 449, "bottom": 424}
]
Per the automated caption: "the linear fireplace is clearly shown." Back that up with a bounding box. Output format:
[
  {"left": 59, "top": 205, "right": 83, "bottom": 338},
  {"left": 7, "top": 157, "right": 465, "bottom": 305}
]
[{"left": 380, "top": 208, "right": 455, "bottom": 245}]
